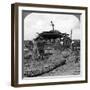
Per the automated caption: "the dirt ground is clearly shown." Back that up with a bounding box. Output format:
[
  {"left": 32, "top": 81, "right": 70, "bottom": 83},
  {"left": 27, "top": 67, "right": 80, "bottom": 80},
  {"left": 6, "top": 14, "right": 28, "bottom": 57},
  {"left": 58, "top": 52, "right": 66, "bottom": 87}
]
[
  {"left": 41, "top": 61, "right": 80, "bottom": 76},
  {"left": 24, "top": 48, "right": 80, "bottom": 77}
]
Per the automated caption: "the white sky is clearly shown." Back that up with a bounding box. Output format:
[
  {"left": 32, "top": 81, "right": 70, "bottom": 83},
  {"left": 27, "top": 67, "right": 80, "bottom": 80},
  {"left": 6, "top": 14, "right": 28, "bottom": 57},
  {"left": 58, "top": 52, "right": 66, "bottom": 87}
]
[{"left": 24, "top": 13, "right": 81, "bottom": 40}]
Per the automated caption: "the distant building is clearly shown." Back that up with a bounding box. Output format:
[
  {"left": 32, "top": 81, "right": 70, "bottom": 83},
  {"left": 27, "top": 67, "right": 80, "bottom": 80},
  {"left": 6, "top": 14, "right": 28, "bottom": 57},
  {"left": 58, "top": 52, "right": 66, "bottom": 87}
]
[{"left": 34, "top": 21, "right": 72, "bottom": 56}]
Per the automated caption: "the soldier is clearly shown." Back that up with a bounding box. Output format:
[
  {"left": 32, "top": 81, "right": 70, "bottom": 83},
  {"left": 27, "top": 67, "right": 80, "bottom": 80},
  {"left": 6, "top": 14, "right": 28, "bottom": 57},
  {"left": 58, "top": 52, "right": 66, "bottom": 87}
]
[
  {"left": 37, "top": 38, "right": 45, "bottom": 60},
  {"left": 32, "top": 40, "right": 40, "bottom": 60},
  {"left": 63, "top": 36, "right": 72, "bottom": 49}
]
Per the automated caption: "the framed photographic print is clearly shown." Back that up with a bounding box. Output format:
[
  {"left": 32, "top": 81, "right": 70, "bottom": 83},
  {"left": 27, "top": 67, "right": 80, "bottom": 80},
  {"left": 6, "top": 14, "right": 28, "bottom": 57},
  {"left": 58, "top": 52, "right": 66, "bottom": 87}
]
[{"left": 11, "top": 3, "right": 88, "bottom": 87}]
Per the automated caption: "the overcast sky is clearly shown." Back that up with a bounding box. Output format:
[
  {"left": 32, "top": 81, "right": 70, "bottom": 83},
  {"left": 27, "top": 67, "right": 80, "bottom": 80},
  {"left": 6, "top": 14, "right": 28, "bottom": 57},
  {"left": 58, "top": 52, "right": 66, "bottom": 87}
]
[{"left": 24, "top": 12, "right": 81, "bottom": 40}]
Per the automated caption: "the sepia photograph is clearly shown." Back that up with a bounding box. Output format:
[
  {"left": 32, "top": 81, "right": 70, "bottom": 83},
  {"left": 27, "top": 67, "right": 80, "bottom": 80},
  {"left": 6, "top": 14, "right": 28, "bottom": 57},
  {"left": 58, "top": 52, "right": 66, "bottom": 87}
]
[{"left": 11, "top": 3, "right": 87, "bottom": 87}]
